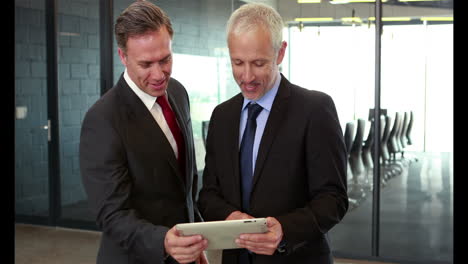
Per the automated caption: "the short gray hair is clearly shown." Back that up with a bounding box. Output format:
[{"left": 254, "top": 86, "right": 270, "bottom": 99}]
[{"left": 226, "top": 3, "right": 284, "bottom": 52}]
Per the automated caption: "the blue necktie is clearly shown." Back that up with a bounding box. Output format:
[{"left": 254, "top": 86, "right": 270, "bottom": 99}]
[
  {"left": 239, "top": 103, "right": 263, "bottom": 213},
  {"left": 239, "top": 103, "right": 263, "bottom": 264}
]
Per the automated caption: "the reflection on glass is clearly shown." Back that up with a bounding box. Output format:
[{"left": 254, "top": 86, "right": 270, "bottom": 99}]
[
  {"left": 286, "top": 23, "right": 375, "bottom": 256},
  {"left": 379, "top": 18, "right": 453, "bottom": 264},
  {"left": 285, "top": 25, "right": 375, "bottom": 127},
  {"left": 15, "top": 0, "right": 50, "bottom": 217},
  {"left": 57, "top": 0, "right": 100, "bottom": 222},
  {"left": 172, "top": 53, "right": 233, "bottom": 171},
  {"left": 285, "top": 1, "right": 452, "bottom": 261}
]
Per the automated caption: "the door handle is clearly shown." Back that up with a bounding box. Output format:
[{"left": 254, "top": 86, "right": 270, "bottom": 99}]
[{"left": 42, "top": 120, "right": 51, "bottom": 142}]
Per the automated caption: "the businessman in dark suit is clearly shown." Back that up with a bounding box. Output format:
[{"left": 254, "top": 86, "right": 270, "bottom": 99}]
[
  {"left": 79, "top": 1, "right": 207, "bottom": 264},
  {"left": 198, "top": 3, "right": 348, "bottom": 264}
]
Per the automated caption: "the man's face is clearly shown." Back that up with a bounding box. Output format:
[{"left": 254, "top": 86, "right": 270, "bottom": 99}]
[
  {"left": 118, "top": 27, "right": 173, "bottom": 97},
  {"left": 228, "top": 27, "right": 286, "bottom": 100}
]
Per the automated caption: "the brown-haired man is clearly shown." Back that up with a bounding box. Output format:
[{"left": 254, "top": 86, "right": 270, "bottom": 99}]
[{"left": 80, "top": 1, "right": 207, "bottom": 263}]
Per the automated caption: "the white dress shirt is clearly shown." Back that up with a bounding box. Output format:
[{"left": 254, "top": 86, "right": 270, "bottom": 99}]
[{"left": 123, "top": 69, "right": 179, "bottom": 158}]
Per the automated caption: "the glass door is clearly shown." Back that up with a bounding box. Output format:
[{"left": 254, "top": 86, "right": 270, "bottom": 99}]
[
  {"left": 15, "top": 0, "right": 50, "bottom": 220},
  {"left": 15, "top": 0, "right": 101, "bottom": 228},
  {"left": 57, "top": 0, "right": 101, "bottom": 224},
  {"left": 379, "top": 1, "right": 453, "bottom": 262}
]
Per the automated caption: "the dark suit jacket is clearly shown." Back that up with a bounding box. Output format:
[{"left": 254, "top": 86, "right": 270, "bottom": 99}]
[
  {"left": 80, "top": 74, "right": 200, "bottom": 264},
  {"left": 198, "top": 74, "right": 348, "bottom": 264}
]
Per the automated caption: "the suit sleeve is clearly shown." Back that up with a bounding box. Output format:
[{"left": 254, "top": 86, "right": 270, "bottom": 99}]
[
  {"left": 276, "top": 93, "right": 349, "bottom": 253},
  {"left": 192, "top": 169, "right": 206, "bottom": 223},
  {"left": 79, "top": 106, "right": 169, "bottom": 264},
  {"left": 186, "top": 97, "right": 203, "bottom": 223},
  {"left": 174, "top": 81, "right": 204, "bottom": 223},
  {"left": 197, "top": 108, "right": 240, "bottom": 221}
]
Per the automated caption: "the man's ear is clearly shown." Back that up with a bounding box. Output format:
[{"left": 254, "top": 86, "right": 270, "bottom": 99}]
[
  {"left": 276, "top": 41, "right": 287, "bottom": 65},
  {"left": 118, "top": 48, "right": 128, "bottom": 67}
]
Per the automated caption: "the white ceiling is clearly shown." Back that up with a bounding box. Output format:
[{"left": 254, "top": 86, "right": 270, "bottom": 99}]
[{"left": 244, "top": 0, "right": 453, "bottom": 23}]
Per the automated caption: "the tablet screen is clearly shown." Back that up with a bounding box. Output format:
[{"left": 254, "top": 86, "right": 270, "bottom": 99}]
[{"left": 176, "top": 218, "right": 268, "bottom": 250}]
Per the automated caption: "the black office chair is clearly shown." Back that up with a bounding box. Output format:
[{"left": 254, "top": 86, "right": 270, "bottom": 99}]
[
  {"left": 349, "top": 118, "right": 367, "bottom": 190},
  {"left": 394, "top": 111, "right": 410, "bottom": 168},
  {"left": 344, "top": 121, "right": 355, "bottom": 156},
  {"left": 380, "top": 115, "right": 392, "bottom": 165},
  {"left": 406, "top": 110, "right": 414, "bottom": 146},
  {"left": 361, "top": 119, "right": 375, "bottom": 191},
  {"left": 344, "top": 121, "right": 366, "bottom": 209},
  {"left": 399, "top": 112, "right": 410, "bottom": 158},
  {"left": 395, "top": 111, "right": 406, "bottom": 159},
  {"left": 404, "top": 111, "right": 418, "bottom": 162},
  {"left": 386, "top": 112, "right": 404, "bottom": 177},
  {"left": 377, "top": 115, "right": 388, "bottom": 187},
  {"left": 202, "top": 120, "right": 209, "bottom": 149},
  {"left": 361, "top": 119, "right": 374, "bottom": 172},
  {"left": 387, "top": 112, "right": 401, "bottom": 161},
  {"left": 344, "top": 122, "right": 361, "bottom": 209},
  {"left": 379, "top": 114, "right": 394, "bottom": 181}
]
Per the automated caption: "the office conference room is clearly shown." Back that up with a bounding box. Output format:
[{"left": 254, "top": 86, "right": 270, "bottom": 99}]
[{"left": 14, "top": 0, "right": 453, "bottom": 263}]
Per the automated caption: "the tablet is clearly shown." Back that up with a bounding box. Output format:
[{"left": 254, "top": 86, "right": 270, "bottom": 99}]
[{"left": 175, "top": 218, "right": 268, "bottom": 250}]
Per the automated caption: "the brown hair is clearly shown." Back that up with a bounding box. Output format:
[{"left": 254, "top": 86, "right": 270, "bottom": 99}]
[{"left": 115, "top": 0, "right": 173, "bottom": 53}]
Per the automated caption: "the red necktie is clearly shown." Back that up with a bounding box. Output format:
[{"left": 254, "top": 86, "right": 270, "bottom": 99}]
[{"left": 156, "top": 95, "right": 186, "bottom": 174}]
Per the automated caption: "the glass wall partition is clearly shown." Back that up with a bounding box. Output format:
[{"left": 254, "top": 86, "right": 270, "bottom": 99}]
[
  {"left": 57, "top": 0, "right": 101, "bottom": 223},
  {"left": 15, "top": 0, "right": 103, "bottom": 228},
  {"left": 379, "top": 1, "right": 453, "bottom": 262},
  {"left": 15, "top": 0, "right": 50, "bottom": 221},
  {"left": 286, "top": 23, "right": 377, "bottom": 256},
  {"left": 282, "top": 0, "right": 453, "bottom": 262}
]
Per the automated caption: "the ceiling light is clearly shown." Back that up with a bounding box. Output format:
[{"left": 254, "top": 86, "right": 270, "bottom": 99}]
[
  {"left": 342, "top": 17, "right": 363, "bottom": 23},
  {"left": 420, "top": 16, "right": 453, "bottom": 21},
  {"left": 295, "top": 17, "right": 334, "bottom": 22},
  {"left": 297, "top": 0, "right": 321, "bottom": 3},
  {"left": 399, "top": 0, "right": 441, "bottom": 2},
  {"left": 330, "top": 0, "right": 387, "bottom": 4},
  {"left": 368, "top": 17, "right": 412, "bottom": 21}
]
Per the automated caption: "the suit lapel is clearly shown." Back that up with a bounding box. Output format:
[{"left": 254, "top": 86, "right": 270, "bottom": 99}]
[
  {"left": 166, "top": 87, "right": 190, "bottom": 191},
  {"left": 116, "top": 76, "right": 185, "bottom": 192},
  {"left": 228, "top": 95, "right": 244, "bottom": 207},
  {"left": 251, "top": 76, "right": 291, "bottom": 192}
]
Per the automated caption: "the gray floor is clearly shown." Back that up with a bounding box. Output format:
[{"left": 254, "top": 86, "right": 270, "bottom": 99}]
[
  {"left": 15, "top": 224, "right": 102, "bottom": 264},
  {"left": 330, "top": 152, "right": 453, "bottom": 263},
  {"left": 14, "top": 223, "right": 397, "bottom": 264}
]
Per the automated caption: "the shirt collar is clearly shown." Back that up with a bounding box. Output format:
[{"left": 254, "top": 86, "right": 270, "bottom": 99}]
[
  {"left": 124, "top": 68, "right": 162, "bottom": 111},
  {"left": 242, "top": 71, "right": 281, "bottom": 112}
]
